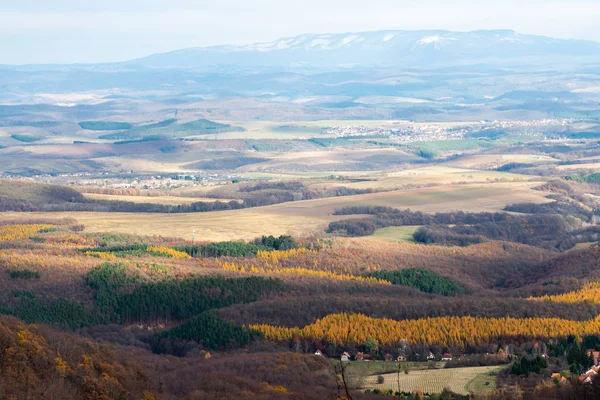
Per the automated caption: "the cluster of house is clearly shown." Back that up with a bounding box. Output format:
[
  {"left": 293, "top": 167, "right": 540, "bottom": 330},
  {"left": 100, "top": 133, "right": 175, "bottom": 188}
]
[
  {"left": 321, "top": 118, "right": 575, "bottom": 144},
  {"left": 314, "top": 350, "right": 452, "bottom": 362},
  {"left": 579, "top": 351, "right": 600, "bottom": 384}
]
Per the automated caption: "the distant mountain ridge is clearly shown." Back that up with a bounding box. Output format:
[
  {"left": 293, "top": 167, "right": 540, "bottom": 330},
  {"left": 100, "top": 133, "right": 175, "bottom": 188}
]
[{"left": 129, "top": 29, "right": 600, "bottom": 70}]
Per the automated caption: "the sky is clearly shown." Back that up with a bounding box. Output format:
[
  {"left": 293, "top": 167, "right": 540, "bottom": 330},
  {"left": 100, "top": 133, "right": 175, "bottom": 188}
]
[{"left": 1, "top": 0, "right": 599, "bottom": 65}]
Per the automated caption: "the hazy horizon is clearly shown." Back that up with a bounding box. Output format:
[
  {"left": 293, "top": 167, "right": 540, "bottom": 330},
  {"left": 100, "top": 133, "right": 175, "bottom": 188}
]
[{"left": 1, "top": 0, "right": 599, "bottom": 65}]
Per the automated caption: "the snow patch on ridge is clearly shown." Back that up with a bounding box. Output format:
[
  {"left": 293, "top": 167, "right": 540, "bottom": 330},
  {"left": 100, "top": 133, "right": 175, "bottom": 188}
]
[
  {"left": 339, "top": 35, "right": 363, "bottom": 47},
  {"left": 308, "top": 39, "right": 330, "bottom": 48},
  {"left": 418, "top": 35, "right": 457, "bottom": 45}
]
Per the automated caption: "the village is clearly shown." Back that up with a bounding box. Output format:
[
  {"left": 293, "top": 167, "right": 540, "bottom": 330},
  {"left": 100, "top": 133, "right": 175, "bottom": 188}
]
[
  {"left": 313, "top": 349, "right": 457, "bottom": 363},
  {"left": 579, "top": 350, "right": 600, "bottom": 384},
  {"left": 1, "top": 171, "right": 241, "bottom": 193},
  {"left": 314, "top": 347, "right": 600, "bottom": 386},
  {"left": 323, "top": 118, "right": 577, "bottom": 143}
]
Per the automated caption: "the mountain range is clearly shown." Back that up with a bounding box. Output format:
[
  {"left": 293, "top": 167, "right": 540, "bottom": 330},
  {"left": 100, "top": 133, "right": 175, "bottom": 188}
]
[
  {"left": 2, "top": 29, "right": 600, "bottom": 116},
  {"left": 129, "top": 29, "right": 600, "bottom": 70}
]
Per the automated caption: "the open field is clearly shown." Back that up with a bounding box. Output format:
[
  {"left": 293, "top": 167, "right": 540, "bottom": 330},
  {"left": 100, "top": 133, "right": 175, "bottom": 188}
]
[
  {"left": 0, "top": 209, "right": 332, "bottom": 242},
  {"left": 341, "top": 361, "right": 445, "bottom": 375},
  {"left": 321, "top": 166, "right": 540, "bottom": 190},
  {"left": 464, "top": 367, "right": 503, "bottom": 394},
  {"left": 238, "top": 148, "right": 419, "bottom": 173},
  {"left": 241, "top": 170, "right": 382, "bottom": 180},
  {"left": 264, "top": 181, "right": 552, "bottom": 218},
  {"left": 364, "top": 365, "right": 504, "bottom": 395},
  {"left": 556, "top": 162, "right": 600, "bottom": 171},
  {"left": 82, "top": 193, "right": 231, "bottom": 205},
  {"left": 365, "top": 226, "right": 420, "bottom": 243},
  {"left": 443, "top": 154, "right": 558, "bottom": 169},
  {"left": 567, "top": 242, "right": 596, "bottom": 252},
  {"left": 1, "top": 181, "right": 552, "bottom": 241}
]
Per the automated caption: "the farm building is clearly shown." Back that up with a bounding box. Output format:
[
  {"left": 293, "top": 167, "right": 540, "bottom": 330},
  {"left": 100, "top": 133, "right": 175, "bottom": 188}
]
[
  {"left": 384, "top": 353, "right": 393, "bottom": 362},
  {"left": 354, "top": 352, "right": 373, "bottom": 361},
  {"left": 441, "top": 353, "right": 453, "bottom": 361},
  {"left": 341, "top": 352, "right": 350, "bottom": 362},
  {"left": 580, "top": 366, "right": 600, "bottom": 384},
  {"left": 314, "top": 350, "right": 324, "bottom": 357},
  {"left": 427, "top": 352, "right": 435, "bottom": 361},
  {"left": 588, "top": 350, "right": 600, "bottom": 365}
]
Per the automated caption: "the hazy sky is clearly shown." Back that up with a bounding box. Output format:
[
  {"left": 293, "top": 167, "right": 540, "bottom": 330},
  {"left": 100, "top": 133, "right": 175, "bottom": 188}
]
[{"left": 1, "top": 0, "right": 599, "bottom": 64}]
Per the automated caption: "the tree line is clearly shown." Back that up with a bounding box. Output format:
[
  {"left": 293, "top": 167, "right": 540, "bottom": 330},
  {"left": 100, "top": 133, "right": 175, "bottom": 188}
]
[
  {"left": 368, "top": 268, "right": 464, "bottom": 296},
  {"left": 87, "top": 263, "right": 284, "bottom": 323},
  {"left": 153, "top": 311, "right": 260, "bottom": 352},
  {"left": 174, "top": 235, "right": 298, "bottom": 257},
  {"left": 252, "top": 312, "right": 600, "bottom": 349},
  {"left": 328, "top": 204, "right": 582, "bottom": 249}
]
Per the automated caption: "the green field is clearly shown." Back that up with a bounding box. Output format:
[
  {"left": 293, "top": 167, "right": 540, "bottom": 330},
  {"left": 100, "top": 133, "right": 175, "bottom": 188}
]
[
  {"left": 367, "top": 226, "right": 420, "bottom": 243},
  {"left": 465, "top": 367, "right": 502, "bottom": 394}
]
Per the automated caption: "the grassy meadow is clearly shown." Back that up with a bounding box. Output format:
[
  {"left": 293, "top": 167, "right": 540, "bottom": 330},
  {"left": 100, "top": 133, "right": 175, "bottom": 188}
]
[
  {"left": 366, "top": 226, "right": 420, "bottom": 243},
  {"left": 364, "top": 365, "right": 505, "bottom": 395}
]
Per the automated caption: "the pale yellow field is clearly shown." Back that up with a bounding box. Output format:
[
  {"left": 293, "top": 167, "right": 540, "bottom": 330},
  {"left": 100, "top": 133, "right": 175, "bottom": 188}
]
[
  {"left": 443, "top": 154, "right": 557, "bottom": 169},
  {"left": 2, "top": 182, "right": 552, "bottom": 241},
  {"left": 364, "top": 365, "right": 502, "bottom": 395},
  {"left": 0, "top": 209, "right": 334, "bottom": 242},
  {"left": 319, "top": 166, "right": 540, "bottom": 190},
  {"left": 556, "top": 163, "right": 600, "bottom": 171},
  {"left": 83, "top": 193, "right": 232, "bottom": 205},
  {"left": 16, "top": 143, "right": 114, "bottom": 157},
  {"left": 239, "top": 148, "right": 417, "bottom": 172},
  {"left": 265, "top": 148, "right": 410, "bottom": 161},
  {"left": 242, "top": 171, "right": 380, "bottom": 180},
  {"left": 264, "top": 182, "right": 552, "bottom": 218},
  {"left": 579, "top": 156, "right": 600, "bottom": 162}
]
